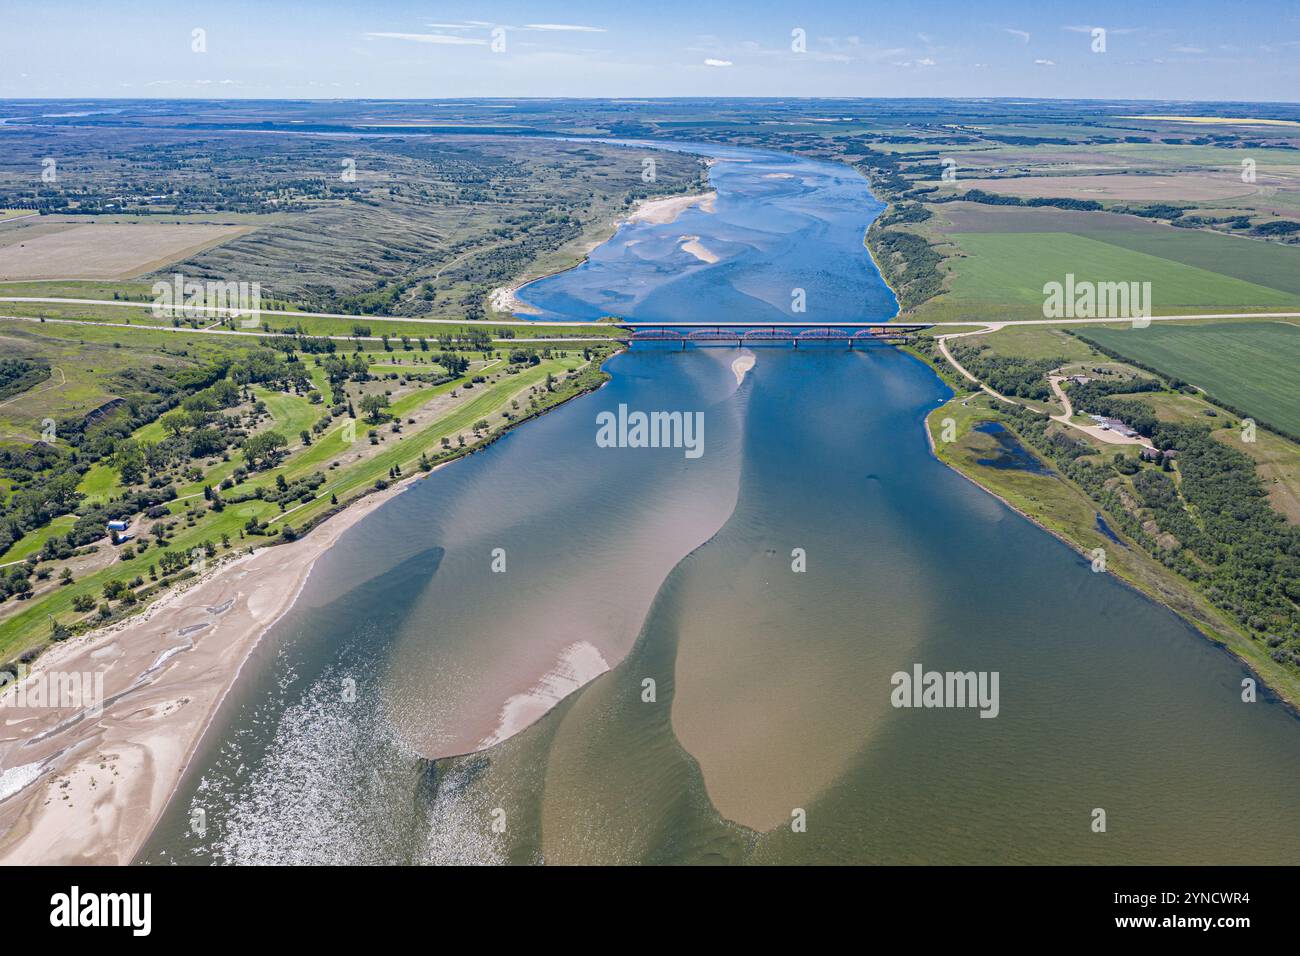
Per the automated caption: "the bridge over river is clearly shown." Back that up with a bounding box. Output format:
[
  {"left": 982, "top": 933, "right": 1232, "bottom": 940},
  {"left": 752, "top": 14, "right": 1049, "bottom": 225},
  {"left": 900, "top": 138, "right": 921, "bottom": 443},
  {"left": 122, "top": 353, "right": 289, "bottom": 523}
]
[{"left": 618, "top": 322, "right": 931, "bottom": 347}]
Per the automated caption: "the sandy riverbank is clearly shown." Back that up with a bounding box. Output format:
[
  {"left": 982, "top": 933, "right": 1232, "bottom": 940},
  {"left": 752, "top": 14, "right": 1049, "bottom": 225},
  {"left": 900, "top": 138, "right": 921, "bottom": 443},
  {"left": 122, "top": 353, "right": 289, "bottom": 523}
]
[
  {"left": 626, "top": 190, "right": 717, "bottom": 226},
  {"left": 0, "top": 469, "right": 431, "bottom": 865},
  {"left": 679, "top": 235, "right": 720, "bottom": 263},
  {"left": 490, "top": 189, "right": 720, "bottom": 317},
  {"left": 488, "top": 284, "right": 542, "bottom": 317}
]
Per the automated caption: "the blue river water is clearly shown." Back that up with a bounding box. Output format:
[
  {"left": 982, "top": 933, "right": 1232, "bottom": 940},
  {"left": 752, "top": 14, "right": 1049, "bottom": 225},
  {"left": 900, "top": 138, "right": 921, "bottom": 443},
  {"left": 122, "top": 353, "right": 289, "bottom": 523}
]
[
  {"left": 517, "top": 140, "right": 898, "bottom": 324},
  {"left": 140, "top": 139, "right": 1300, "bottom": 865}
]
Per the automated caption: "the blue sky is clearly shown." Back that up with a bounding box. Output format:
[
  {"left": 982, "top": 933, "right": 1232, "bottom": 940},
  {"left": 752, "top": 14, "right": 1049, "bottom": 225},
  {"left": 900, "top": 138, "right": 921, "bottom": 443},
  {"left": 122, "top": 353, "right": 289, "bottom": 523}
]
[{"left": 3, "top": 0, "right": 1297, "bottom": 101}]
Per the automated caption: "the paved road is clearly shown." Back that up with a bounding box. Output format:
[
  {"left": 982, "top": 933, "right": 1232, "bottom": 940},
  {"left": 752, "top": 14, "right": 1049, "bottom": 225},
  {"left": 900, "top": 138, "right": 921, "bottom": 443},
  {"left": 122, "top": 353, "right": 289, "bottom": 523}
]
[
  {"left": 2, "top": 295, "right": 1298, "bottom": 330},
  {"left": 0, "top": 295, "right": 606, "bottom": 328},
  {"left": 0, "top": 313, "right": 615, "bottom": 344}
]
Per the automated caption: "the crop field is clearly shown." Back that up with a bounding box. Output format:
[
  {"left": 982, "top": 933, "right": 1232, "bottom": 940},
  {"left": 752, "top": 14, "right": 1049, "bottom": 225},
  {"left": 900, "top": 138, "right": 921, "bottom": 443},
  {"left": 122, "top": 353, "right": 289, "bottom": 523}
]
[
  {"left": 912, "top": 196, "right": 1300, "bottom": 324},
  {"left": 948, "top": 173, "right": 1261, "bottom": 203},
  {"left": 1077, "top": 321, "right": 1300, "bottom": 436},
  {"left": 926, "top": 232, "right": 1296, "bottom": 315},
  {"left": 0, "top": 222, "right": 250, "bottom": 280},
  {"left": 933, "top": 202, "right": 1300, "bottom": 295}
]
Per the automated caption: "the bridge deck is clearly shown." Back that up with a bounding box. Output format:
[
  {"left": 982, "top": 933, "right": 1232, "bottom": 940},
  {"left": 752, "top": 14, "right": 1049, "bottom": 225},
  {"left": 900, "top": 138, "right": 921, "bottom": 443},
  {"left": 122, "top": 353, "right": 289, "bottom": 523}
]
[{"left": 619, "top": 322, "right": 928, "bottom": 346}]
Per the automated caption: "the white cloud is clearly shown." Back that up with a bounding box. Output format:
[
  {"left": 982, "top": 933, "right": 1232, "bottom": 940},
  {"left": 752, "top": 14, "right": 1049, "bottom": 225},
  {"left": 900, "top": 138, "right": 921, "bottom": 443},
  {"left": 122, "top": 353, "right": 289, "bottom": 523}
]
[
  {"left": 1171, "top": 44, "right": 1207, "bottom": 54},
  {"left": 523, "top": 24, "right": 606, "bottom": 33},
  {"left": 917, "top": 57, "right": 937, "bottom": 66},
  {"left": 365, "top": 32, "right": 486, "bottom": 45},
  {"left": 704, "top": 58, "right": 733, "bottom": 67},
  {"left": 1005, "top": 28, "right": 1031, "bottom": 43},
  {"left": 1066, "top": 25, "right": 1139, "bottom": 35},
  {"left": 1034, "top": 58, "right": 1056, "bottom": 66}
]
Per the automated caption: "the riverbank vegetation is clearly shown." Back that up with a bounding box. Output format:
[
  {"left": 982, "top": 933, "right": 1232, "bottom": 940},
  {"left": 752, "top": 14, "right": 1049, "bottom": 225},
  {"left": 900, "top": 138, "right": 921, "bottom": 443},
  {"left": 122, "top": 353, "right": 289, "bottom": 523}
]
[
  {"left": 916, "top": 320, "right": 1300, "bottom": 703},
  {"left": 0, "top": 315, "right": 620, "bottom": 665}
]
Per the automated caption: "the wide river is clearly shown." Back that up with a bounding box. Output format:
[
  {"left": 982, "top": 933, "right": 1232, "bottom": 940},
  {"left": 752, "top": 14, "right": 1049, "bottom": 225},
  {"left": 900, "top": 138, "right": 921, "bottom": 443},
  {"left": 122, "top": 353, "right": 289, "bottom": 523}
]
[{"left": 142, "top": 141, "right": 1300, "bottom": 864}]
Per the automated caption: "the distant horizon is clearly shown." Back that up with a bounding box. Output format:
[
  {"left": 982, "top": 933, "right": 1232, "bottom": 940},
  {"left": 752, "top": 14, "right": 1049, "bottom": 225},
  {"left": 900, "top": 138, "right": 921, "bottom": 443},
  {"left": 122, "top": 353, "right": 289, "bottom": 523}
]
[
  {"left": 4, "top": 95, "right": 1299, "bottom": 106},
  {"left": 5, "top": 0, "right": 1296, "bottom": 102}
]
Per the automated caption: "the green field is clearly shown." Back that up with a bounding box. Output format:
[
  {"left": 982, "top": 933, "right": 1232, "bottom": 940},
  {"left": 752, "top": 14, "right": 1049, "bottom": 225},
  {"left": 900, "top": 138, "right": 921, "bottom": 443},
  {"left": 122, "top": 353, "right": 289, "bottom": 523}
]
[
  {"left": 1070, "top": 229, "right": 1300, "bottom": 298},
  {"left": 939, "top": 232, "right": 1297, "bottom": 313},
  {"left": 1077, "top": 322, "right": 1300, "bottom": 435}
]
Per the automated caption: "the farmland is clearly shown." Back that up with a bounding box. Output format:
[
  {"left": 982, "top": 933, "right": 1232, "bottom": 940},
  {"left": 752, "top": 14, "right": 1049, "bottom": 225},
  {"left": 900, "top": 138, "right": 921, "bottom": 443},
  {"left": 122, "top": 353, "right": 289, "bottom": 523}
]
[
  {"left": 908, "top": 200, "right": 1300, "bottom": 324},
  {"left": 0, "top": 222, "right": 249, "bottom": 280},
  {"left": 1077, "top": 321, "right": 1300, "bottom": 437}
]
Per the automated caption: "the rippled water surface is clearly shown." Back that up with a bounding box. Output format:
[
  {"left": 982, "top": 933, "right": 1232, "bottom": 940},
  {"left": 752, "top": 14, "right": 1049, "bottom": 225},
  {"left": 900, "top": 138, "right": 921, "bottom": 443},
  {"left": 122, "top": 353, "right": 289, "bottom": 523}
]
[{"left": 141, "top": 141, "right": 1300, "bottom": 866}]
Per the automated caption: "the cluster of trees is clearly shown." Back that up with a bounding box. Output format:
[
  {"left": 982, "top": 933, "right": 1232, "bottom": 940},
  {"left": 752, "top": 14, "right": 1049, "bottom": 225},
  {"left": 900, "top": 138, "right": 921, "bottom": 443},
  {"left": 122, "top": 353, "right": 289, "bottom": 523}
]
[
  {"left": 262, "top": 471, "right": 325, "bottom": 508},
  {"left": 0, "top": 358, "right": 51, "bottom": 402},
  {"left": 1148, "top": 421, "right": 1300, "bottom": 658},
  {"left": 0, "top": 472, "right": 82, "bottom": 557},
  {"left": 1113, "top": 203, "right": 1186, "bottom": 219},
  {"left": 868, "top": 229, "right": 945, "bottom": 309},
  {"left": 949, "top": 344, "right": 1064, "bottom": 401},
  {"left": 228, "top": 349, "right": 312, "bottom": 393},
  {"left": 509, "top": 349, "right": 542, "bottom": 366},
  {"left": 1, "top": 345, "right": 307, "bottom": 577},
  {"left": 360, "top": 394, "right": 390, "bottom": 424},
  {"left": 875, "top": 202, "right": 933, "bottom": 228},
  {"left": 242, "top": 431, "right": 289, "bottom": 470},
  {"left": 934, "top": 188, "right": 1103, "bottom": 212},
  {"left": 1065, "top": 377, "right": 1164, "bottom": 436},
  {"left": 847, "top": 149, "right": 949, "bottom": 311},
  {"left": 996, "top": 401, "right": 1300, "bottom": 668},
  {"left": 1253, "top": 220, "right": 1300, "bottom": 237}
]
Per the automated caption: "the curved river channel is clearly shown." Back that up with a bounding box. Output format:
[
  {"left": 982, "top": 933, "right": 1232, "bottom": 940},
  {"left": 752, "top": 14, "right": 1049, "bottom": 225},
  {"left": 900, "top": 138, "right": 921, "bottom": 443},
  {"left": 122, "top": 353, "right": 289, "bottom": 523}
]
[{"left": 142, "top": 141, "right": 1300, "bottom": 865}]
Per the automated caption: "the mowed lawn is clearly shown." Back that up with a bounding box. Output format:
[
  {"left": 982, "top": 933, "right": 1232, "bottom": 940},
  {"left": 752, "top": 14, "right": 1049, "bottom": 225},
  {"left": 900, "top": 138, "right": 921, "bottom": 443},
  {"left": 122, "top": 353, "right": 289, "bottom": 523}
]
[{"left": 1080, "top": 322, "right": 1300, "bottom": 435}]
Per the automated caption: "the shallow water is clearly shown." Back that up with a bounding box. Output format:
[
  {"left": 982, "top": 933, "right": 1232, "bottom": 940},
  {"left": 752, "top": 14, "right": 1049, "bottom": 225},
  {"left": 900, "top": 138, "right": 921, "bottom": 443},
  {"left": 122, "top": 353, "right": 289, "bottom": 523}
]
[
  {"left": 517, "top": 139, "right": 898, "bottom": 325},
  {"left": 973, "top": 420, "right": 1053, "bottom": 474},
  {"left": 141, "top": 140, "right": 1300, "bottom": 866}
]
